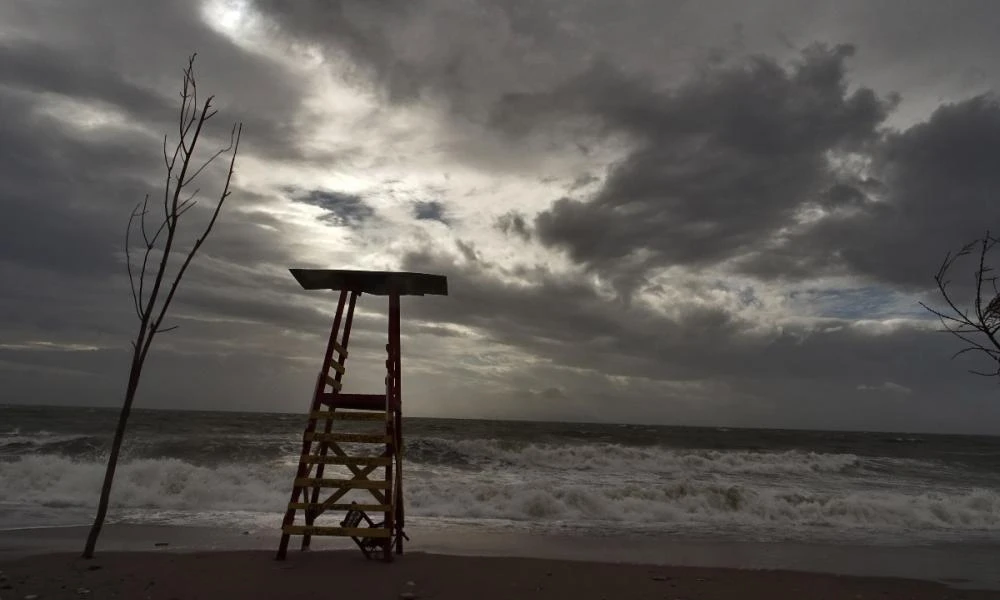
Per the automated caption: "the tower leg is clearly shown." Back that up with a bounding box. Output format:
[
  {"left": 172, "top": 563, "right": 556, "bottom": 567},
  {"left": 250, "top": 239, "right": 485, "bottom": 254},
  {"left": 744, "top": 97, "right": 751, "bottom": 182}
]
[
  {"left": 388, "top": 291, "right": 403, "bottom": 556},
  {"left": 277, "top": 290, "right": 349, "bottom": 560},
  {"left": 302, "top": 291, "right": 358, "bottom": 551}
]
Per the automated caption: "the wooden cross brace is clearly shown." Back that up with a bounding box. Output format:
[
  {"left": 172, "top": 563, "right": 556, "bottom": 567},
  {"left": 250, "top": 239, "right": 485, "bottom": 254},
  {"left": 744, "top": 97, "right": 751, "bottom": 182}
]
[{"left": 304, "top": 441, "right": 389, "bottom": 521}]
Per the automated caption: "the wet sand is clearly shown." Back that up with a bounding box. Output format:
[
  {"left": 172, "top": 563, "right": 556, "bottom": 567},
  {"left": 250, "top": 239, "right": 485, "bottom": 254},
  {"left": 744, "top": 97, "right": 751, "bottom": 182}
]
[
  {"left": 2, "top": 524, "right": 999, "bottom": 599},
  {"left": 2, "top": 549, "right": 999, "bottom": 600}
]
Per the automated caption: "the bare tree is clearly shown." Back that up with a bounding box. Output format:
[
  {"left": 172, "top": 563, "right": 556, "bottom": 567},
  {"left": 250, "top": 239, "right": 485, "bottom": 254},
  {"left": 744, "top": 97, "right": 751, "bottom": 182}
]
[
  {"left": 82, "top": 54, "right": 242, "bottom": 558},
  {"left": 920, "top": 230, "right": 1000, "bottom": 378}
]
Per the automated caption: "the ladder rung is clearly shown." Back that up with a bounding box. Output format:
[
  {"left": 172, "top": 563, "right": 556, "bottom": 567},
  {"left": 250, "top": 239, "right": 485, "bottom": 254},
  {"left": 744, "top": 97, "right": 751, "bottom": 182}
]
[
  {"left": 295, "top": 477, "right": 390, "bottom": 490},
  {"left": 299, "top": 455, "right": 391, "bottom": 466},
  {"left": 283, "top": 525, "right": 390, "bottom": 538},
  {"left": 305, "top": 432, "right": 390, "bottom": 444},
  {"left": 320, "top": 393, "right": 388, "bottom": 411},
  {"left": 332, "top": 341, "right": 348, "bottom": 357},
  {"left": 288, "top": 502, "right": 390, "bottom": 511},
  {"left": 330, "top": 361, "right": 345, "bottom": 375},
  {"left": 325, "top": 376, "right": 342, "bottom": 391},
  {"left": 310, "top": 411, "right": 385, "bottom": 421}
]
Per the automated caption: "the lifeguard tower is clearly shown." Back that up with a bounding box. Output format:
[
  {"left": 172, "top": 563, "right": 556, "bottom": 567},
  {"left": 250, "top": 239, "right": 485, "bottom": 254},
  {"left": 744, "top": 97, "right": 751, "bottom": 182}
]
[{"left": 276, "top": 268, "right": 448, "bottom": 562}]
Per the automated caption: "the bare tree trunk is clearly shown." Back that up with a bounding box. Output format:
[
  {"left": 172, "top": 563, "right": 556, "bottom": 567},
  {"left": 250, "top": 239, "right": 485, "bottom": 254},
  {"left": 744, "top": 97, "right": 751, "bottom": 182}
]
[
  {"left": 82, "top": 359, "right": 140, "bottom": 557},
  {"left": 81, "top": 54, "right": 242, "bottom": 559}
]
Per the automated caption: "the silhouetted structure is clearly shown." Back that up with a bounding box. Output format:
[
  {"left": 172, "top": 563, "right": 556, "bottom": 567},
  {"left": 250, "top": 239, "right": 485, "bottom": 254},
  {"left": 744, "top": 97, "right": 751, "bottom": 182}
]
[{"left": 276, "top": 269, "right": 448, "bottom": 562}]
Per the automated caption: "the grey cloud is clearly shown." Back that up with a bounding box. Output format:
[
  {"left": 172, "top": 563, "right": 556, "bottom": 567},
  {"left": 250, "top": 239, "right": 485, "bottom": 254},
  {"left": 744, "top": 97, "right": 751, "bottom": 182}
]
[
  {"left": 414, "top": 201, "right": 448, "bottom": 224},
  {"left": 0, "top": 87, "right": 158, "bottom": 277},
  {"left": 251, "top": 0, "right": 1000, "bottom": 298},
  {"left": 495, "top": 211, "right": 532, "bottom": 241},
  {"left": 400, "top": 246, "right": 918, "bottom": 385},
  {"left": 858, "top": 382, "right": 913, "bottom": 395},
  {"left": 397, "top": 245, "right": 1000, "bottom": 431},
  {"left": 2, "top": 0, "right": 326, "bottom": 163},
  {"left": 0, "top": 3, "right": 389, "bottom": 409},
  {"left": 0, "top": 39, "right": 172, "bottom": 118},
  {"left": 787, "top": 95, "right": 1000, "bottom": 289},
  {"left": 518, "top": 45, "right": 893, "bottom": 288},
  {"left": 536, "top": 387, "right": 567, "bottom": 400},
  {"left": 249, "top": 0, "right": 569, "bottom": 111},
  {"left": 8, "top": 0, "right": 1000, "bottom": 432},
  {"left": 290, "top": 190, "right": 374, "bottom": 226}
]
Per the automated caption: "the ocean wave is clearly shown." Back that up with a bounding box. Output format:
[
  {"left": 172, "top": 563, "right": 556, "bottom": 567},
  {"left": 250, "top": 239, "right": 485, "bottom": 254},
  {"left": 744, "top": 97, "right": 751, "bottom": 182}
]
[
  {"left": 0, "top": 455, "right": 290, "bottom": 513},
  {"left": 405, "top": 437, "right": 871, "bottom": 477},
  {"left": 2, "top": 431, "right": 885, "bottom": 480},
  {"left": 1, "top": 454, "right": 997, "bottom": 534},
  {"left": 407, "top": 478, "right": 1000, "bottom": 531},
  {"left": 0, "top": 431, "right": 101, "bottom": 457}
]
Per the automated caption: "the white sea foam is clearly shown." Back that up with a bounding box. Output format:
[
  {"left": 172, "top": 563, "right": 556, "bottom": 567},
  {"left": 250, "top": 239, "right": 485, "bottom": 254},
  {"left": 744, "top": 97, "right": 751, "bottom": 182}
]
[
  {"left": 0, "top": 455, "right": 290, "bottom": 513},
  {"left": 1, "top": 447, "right": 998, "bottom": 539},
  {"left": 405, "top": 476, "right": 1000, "bottom": 531}
]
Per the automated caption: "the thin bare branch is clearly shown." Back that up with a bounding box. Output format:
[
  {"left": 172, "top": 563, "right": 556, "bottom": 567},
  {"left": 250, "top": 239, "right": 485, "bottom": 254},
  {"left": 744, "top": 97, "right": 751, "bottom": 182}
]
[
  {"left": 922, "top": 229, "right": 1000, "bottom": 381},
  {"left": 181, "top": 138, "right": 233, "bottom": 186},
  {"left": 125, "top": 201, "right": 143, "bottom": 320},
  {"left": 139, "top": 194, "right": 152, "bottom": 248},
  {"left": 149, "top": 122, "right": 242, "bottom": 344}
]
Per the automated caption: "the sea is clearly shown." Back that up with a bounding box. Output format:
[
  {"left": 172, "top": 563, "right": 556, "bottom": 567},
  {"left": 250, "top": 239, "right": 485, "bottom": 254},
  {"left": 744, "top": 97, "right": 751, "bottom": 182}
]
[{"left": 2, "top": 404, "right": 1000, "bottom": 548}]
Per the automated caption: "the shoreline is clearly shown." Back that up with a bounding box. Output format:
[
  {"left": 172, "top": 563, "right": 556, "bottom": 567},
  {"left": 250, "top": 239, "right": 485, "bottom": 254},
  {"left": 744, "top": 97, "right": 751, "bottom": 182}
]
[
  {"left": 2, "top": 549, "right": 999, "bottom": 600},
  {"left": 2, "top": 523, "right": 999, "bottom": 592}
]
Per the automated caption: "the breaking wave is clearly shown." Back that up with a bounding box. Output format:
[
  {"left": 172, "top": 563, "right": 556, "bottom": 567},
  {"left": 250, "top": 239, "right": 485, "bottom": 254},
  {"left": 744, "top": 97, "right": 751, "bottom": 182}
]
[
  {"left": 405, "top": 437, "right": 867, "bottom": 476},
  {"left": 2, "top": 437, "right": 998, "bottom": 538}
]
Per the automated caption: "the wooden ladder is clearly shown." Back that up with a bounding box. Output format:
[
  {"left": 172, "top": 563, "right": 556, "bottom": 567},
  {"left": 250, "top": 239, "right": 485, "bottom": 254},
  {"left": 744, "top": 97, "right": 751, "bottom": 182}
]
[{"left": 275, "top": 289, "right": 404, "bottom": 562}]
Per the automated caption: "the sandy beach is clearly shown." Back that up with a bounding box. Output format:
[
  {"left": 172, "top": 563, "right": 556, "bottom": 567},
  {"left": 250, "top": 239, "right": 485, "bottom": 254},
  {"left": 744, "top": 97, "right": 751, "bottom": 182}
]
[
  {"left": 1, "top": 523, "right": 999, "bottom": 599},
  {"left": 1, "top": 549, "right": 998, "bottom": 600}
]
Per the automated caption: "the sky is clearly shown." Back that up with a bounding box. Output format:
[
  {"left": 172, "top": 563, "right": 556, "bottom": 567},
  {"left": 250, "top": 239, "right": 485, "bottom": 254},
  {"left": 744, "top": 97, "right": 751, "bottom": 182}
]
[{"left": 3, "top": 0, "right": 1000, "bottom": 434}]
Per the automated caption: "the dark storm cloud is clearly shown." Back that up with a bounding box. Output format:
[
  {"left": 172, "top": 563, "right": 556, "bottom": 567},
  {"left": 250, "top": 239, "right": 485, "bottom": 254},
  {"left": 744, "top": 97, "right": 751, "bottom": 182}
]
[
  {"left": 0, "top": 0, "right": 317, "bottom": 281},
  {"left": 505, "top": 45, "right": 893, "bottom": 285},
  {"left": 0, "top": 39, "right": 172, "bottom": 118},
  {"left": 503, "top": 43, "right": 1000, "bottom": 295},
  {"left": 783, "top": 95, "right": 1000, "bottom": 289},
  {"left": 2, "top": 0, "right": 324, "bottom": 163},
  {"left": 248, "top": 0, "right": 576, "bottom": 112},
  {"left": 413, "top": 201, "right": 448, "bottom": 224},
  {"left": 248, "top": 0, "right": 416, "bottom": 99},
  {"left": 0, "top": 87, "right": 158, "bottom": 276}
]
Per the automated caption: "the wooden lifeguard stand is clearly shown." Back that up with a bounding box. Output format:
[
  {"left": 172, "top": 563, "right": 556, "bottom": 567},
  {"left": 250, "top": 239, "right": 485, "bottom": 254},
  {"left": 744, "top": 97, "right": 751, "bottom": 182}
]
[{"left": 276, "top": 268, "right": 448, "bottom": 562}]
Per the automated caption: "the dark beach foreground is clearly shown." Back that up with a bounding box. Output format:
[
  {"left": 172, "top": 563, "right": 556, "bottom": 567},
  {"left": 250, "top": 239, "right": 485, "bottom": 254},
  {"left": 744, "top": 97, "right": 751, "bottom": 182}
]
[{"left": 2, "top": 549, "right": 999, "bottom": 600}]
